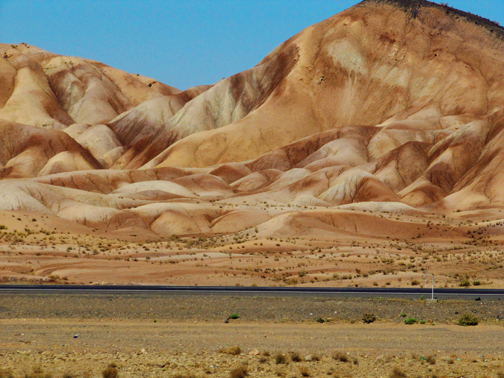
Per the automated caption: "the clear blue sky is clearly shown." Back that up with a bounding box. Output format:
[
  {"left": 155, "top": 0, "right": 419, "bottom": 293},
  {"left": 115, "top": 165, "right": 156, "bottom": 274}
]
[{"left": 0, "top": 1, "right": 502, "bottom": 90}]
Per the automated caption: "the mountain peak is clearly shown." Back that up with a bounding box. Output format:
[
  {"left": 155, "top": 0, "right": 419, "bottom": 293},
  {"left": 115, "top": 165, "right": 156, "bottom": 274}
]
[{"left": 359, "top": 0, "right": 504, "bottom": 38}]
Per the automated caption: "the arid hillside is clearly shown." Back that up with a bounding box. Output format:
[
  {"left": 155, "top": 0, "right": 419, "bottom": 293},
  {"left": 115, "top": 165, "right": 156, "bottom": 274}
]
[{"left": 1, "top": 0, "right": 504, "bottom": 286}]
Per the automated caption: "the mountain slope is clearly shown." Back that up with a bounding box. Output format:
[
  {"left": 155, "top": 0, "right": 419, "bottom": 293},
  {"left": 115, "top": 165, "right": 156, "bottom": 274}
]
[{"left": 1, "top": 0, "right": 504, "bottom": 240}]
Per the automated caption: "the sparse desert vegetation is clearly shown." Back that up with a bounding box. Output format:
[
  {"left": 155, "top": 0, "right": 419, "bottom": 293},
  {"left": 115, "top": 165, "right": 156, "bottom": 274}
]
[
  {"left": 1, "top": 209, "right": 504, "bottom": 288},
  {"left": 0, "top": 293, "right": 503, "bottom": 377}
]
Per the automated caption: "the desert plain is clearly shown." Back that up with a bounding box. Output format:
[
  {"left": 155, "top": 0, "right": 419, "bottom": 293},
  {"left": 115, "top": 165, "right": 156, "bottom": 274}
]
[{"left": 2, "top": 293, "right": 504, "bottom": 378}]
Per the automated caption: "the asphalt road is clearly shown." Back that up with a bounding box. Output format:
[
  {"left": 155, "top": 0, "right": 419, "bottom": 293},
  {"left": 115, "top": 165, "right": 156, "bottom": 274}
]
[{"left": 0, "top": 285, "right": 503, "bottom": 300}]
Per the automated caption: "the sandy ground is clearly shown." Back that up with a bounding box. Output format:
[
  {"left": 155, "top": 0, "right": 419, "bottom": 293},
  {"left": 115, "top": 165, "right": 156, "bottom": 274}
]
[
  {"left": 1, "top": 209, "right": 504, "bottom": 290},
  {"left": 2, "top": 320, "right": 504, "bottom": 377},
  {"left": 1, "top": 294, "right": 504, "bottom": 377}
]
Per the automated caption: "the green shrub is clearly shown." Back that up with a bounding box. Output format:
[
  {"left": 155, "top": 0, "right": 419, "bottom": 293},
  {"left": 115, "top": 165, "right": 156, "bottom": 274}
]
[
  {"left": 316, "top": 317, "right": 325, "bottom": 323},
  {"left": 419, "top": 319, "right": 426, "bottom": 324},
  {"left": 473, "top": 280, "right": 481, "bottom": 286},
  {"left": 229, "top": 313, "right": 240, "bottom": 319},
  {"left": 404, "top": 317, "right": 418, "bottom": 325},
  {"left": 400, "top": 312, "right": 407, "bottom": 317},
  {"left": 459, "top": 279, "right": 471, "bottom": 287},
  {"left": 458, "top": 313, "right": 478, "bottom": 326},
  {"left": 362, "top": 313, "right": 376, "bottom": 324}
]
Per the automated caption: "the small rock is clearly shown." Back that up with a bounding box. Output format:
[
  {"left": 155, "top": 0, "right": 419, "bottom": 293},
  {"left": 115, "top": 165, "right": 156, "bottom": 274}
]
[
  {"left": 248, "top": 349, "right": 259, "bottom": 356},
  {"left": 305, "top": 354, "right": 313, "bottom": 361}
]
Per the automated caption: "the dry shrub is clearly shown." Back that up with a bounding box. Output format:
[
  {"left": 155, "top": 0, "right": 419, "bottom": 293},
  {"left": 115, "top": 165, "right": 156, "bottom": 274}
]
[
  {"left": 290, "top": 351, "right": 302, "bottom": 362},
  {"left": 299, "top": 366, "right": 310, "bottom": 377},
  {"left": 259, "top": 356, "right": 268, "bottom": 363},
  {"left": 275, "top": 353, "right": 287, "bottom": 364},
  {"left": 229, "top": 366, "right": 248, "bottom": 378},
  {"left": 426, "top": 356, "right": 436, "bottom": 365},
  {"left": 220, "top": 346, "right": 242, "bottom": 355},
  {"left": 25, "top": 367, "right": 52, "bottom": 378},
  {"left": 102, "top": 363, "right": 119, "bottom": 378},
  {"left": 0, "top": 370, "right": 14, "bottom": 378},
  {"left": 389, "top": 367, "right": 407, "bottom": 378},
  {"left": 332, "top": 352, "right": 349, "bottom": 363},
  {"left": 362, "top": 313, "right": 376, "bottom": 324}
]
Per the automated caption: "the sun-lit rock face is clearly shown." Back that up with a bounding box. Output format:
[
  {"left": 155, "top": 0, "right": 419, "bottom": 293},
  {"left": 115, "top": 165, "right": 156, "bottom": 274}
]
[{"left": 1, "top": 0, "right": 504, "bottom": 238}]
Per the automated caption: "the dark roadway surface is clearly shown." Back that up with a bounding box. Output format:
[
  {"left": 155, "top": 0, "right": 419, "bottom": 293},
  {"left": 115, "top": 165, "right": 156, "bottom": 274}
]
[{"left": 0, "top": 285, "right": 503, "bottom": 300}]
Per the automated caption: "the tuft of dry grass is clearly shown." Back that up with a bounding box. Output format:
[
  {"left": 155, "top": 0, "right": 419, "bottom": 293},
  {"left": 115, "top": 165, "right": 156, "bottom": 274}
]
[
  {"left": 290, "top": 351, "right": 302, "bottom": 362},
  {"left": 389, "top": 367, "right": 407, "bottom": 378},
  {"left": 24, "top": 367, "right": 53, "bottom": 378},
  {"left": 229, "top": 366, "right": 248, "bottom": 378},
  {"left": 332, "top": 352, "right": 349, "bottom": 363},
  {"left": 275, "top": 353, "right": 287, "bottom": 364},
  {"left": 362, "top": 313, "right": 377, "bottom": 324},
  {"left": 0, "top": 370, "right": 14, "bottom": 378},
  {"left": 299, "top": 366, "right": 310, "bottom": 377},
  {"left": 102, "top": 363, "right": 119, "bottom": 378},
  {"left": 220, "top": 346, "right": 242, "bottom": 355}
]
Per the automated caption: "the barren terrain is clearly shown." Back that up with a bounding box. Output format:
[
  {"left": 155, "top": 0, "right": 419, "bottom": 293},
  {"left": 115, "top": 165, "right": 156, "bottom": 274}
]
[{"left": 1, "top": 293, "right": 504, "bottom": 377}]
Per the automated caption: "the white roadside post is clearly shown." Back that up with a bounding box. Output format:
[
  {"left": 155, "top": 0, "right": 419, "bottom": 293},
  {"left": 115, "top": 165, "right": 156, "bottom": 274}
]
[
  {"left": 427, "top": 273, "right": 437, "bottom": 304},
  {"left": 431, "top": 274, "right": 435, "bottom": 301}
]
